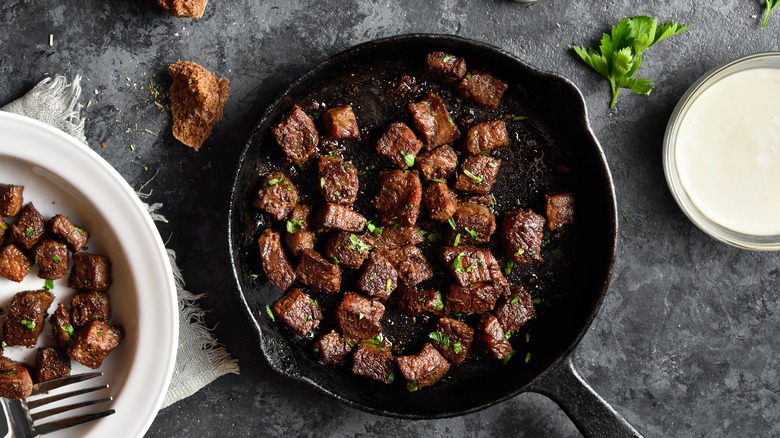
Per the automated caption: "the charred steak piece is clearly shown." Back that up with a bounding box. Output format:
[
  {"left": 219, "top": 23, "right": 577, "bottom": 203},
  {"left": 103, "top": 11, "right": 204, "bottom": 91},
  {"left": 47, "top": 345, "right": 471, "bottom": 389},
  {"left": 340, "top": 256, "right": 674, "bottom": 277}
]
[
  {"left": 463, "top": 120, "right": 510, "bottom": 156},
  {"left": 322, "top": 104, "right": 360, "bottom": 139},
  {"left": 374, "top": 226, "right": 424, "bottom": 251},
  {"left": 68, "top": 253, "right": 112, "bottom": 292},
  {"left": 313, "top": 203, "right": 366, "bottom": 233},
  {"left": 376, "top": 122, "right": 424, "bottom": 170},
  {"left": 48, "top": 214, "right": 89, "bottom": 253},
  {"left": 356, "top": 252, "right": 398, "bottom": 301},
  {"left": 373, "top": 170, "right": 422, "bottom": 227},
  {"left": 11, "top": 203, "right": 45, "bottom": 250},
  {"left": 253, "top": 171, "right": 298, "bottom": 221},
  {"left": 284, "top": 203, "right": 315, "bottom": 257},
  {"left": 70, "top": 292, "right": 112, "bottom": 328},
  {"left": 4, "top": 290, "right": 55, "bottom": 348},
  {"left": 423, "top": 182, "right": 458, "bottom": 223},
  {"left": 396, "top": 343, "right": 450, "bottom": 391},
  {"left": 545, "top": 191, "right": 574, "bottom": 231},
  {"left": 456, "top": 70, "right": 509, "bottom": 109},
  {"left": 258, "top": 228, "right": 296, "bottom": 290},
  {"left": 33, "top": 240, "right": 69, "bottom": 280},
  {"left": 432, "top": 317, "right": 474, "bottom": 365},
  {"left": 314, "top": 330, "right": 353, "bottom": 365},
  {"left": 383, "top": 245, "right": 434, "bottom": 286},
  {"left": 324, "top": 232, "right": 375, "bottom": 270},
  {"left": 352, "top": 341, "right": 395, "bottom": 384},
  {"left": 50, "top": 303, "right": 73, "bottom": 349},
  {"left": 0, "top": 357, "right": 33, "bottom": 399},
  {"left": 441, "top": 246, "right": 506, "bottom": 287},
  {"left": 295, "top": 249, "right": 341, "bottom": 293},
  {"left": 318, "top": 156, "right": 359, "bottom": 205},
  {"left": 67, "top": 321, "right": 123, "bottom": 369},
  {"left": 425, "top": 51, "right": 467, "bottom": 82},
  {"left": 0, "top": 243, "right": 32, "bottom": 282},
  {"left": 493, "top": 285, "right": 536, "bottom": 334},
  {"left": 416, "top": 144, "right": 458, "bottom": 182},
  {"left": 446, "top": 282, "right": 505, "bottom": 314},
  {"left": 396, "top": 287, "right": 444, "bottom": 317},
  {"left": 447, "top": 202, "right": 496, "bottom": 245},
  {"left": 272, "top": 105, "right": 319, "bottom": 165},
  {"left": 336, "top": 292, "right": 385, "bottom": 343},
  {"left": 502, "top": 209, "right": 545, "bottom": 264},
  {"left": 35, "top": 347, "right": 71, "bottom": 383},
  {"left": 478, "top": 313, "right": 513, "bottom": 361},
  {"left": 455, "top": 155, "right": 502, "bottom": 196},
  {"left": 0, "top": 184, "right": 24, "bottom": 217},
  {"left": 409, "top": 92, "right": 460, "bottom": 150},
  {"left": 272, "top": 288, "right": 322, "bottom": 337}
]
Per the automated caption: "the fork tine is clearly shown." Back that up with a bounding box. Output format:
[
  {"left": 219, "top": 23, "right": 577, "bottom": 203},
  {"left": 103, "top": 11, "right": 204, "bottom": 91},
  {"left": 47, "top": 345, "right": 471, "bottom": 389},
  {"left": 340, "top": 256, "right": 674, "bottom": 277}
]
[
  {"left": 31, "top": 372, "right": 103, "bottom": 395},
  {"left": 32, "top": 409, "right": 116, "bottom": 435},
  {"left": 31, "top": 396, "right": 112, "bottom": 421},
  {"left": 27, "top": 385, "right": 109, "bottom": 410}
]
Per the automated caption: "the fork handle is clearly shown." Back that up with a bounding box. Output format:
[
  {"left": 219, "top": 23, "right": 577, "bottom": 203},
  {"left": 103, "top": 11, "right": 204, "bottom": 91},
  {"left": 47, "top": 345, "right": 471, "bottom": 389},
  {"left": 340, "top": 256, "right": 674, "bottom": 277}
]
[{"left": 0, "top": 398, "right": 24, "bottom": 438}]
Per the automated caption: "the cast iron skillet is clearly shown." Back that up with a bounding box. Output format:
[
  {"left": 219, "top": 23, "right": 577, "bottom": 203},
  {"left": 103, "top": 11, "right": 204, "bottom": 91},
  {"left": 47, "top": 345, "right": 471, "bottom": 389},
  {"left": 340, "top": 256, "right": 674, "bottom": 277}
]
[{"left": 228, "top": 34, "right": 642, "bottom": 437}]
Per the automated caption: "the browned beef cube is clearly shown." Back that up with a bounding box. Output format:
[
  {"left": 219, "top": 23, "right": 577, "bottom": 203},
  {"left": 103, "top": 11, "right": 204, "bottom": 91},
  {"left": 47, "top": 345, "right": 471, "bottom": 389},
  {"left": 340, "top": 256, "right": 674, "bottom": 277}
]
[
  {"left": 352, "top": 341, "right": 395, "bottom": 384},
  {"left": 424, "top": 182, "right": 458, "bottom": 222},
  {"left": 502, "top": 209, "right": 545, "bottom": 264},
  {"left": 273, "top": 105, "right": 319, "bottom": 165},
  {"left": 545, "top": 191, "right": 574, "bottom": 231},
  {"left": 426, "top": 51, "right": 467, "bottom": 82},
  {"left": 322, "top": 105, "right": 360, "bottom": 139},
  {"left": 48, "top": 214, "right": 89, "bottom": 253},
  {"left": 336, "top": 292, "right": 385, "bottom": 343},
  {"left": 68, "top": 253, "right": 112, "bottom": 292},
  {"left": 446, "top": 282, "right": 505, "bottom": 314},
  {"left": 50, "top": 303, "right": 73, "bottom": 349},
  {"left": 409, "top": 92, "right": 460, "bottom": 150},
  {"left": 258, "top": 228, "right": 296, "bottom": 290},
  {"left": 384, "top": 245, "right": 433, "bottom": 286},
  {"left": 295, "top": 249, "right": 341, "bottom": 293},
  {"left": 272, "top": 288, "right": 322, "bottom": 337},
  {"left": 396, "top": 343, "right": 450, "bottom": 390},
  {"left": 356, "top": 252, "right": 398, "bottom": 301},
  {"left": 397, "top": 287, "right": 443, "bottom": 316},
  {"left": 71, "top": 292, "right": 112, "bottom": 328},
  {"left": 463, "top": 194, "right": 495, "bottom": 209},
  {"left": 463, "top": 121, "right": 510, "bottom": 156},
  {"left": 376, "top": 122, "right": 423, "bottom": 169},
  {"left": 455, "top": 156, "right": 502, "bottom": 195},
  {"left": 314, "top": 330, "right": 353, "bottom": 364},
  {"left": 0, "top": 244, "right": 32, "bottom": 282},
  {"left": 456, "top": 70, "right": 508, "bottom": 109},
  {"left": 493, "top": 286, "right": 536, "bottom": 333},
  {"left": 441, "top": 246, "right": 506, "bottom": 287},
  {"left": 35, "top": 347, "right": 71, "bottom": 383},
  {"left": 374, "top": 226, "right": 424, "bottom": 251},
  {"left": 324, "top": 232, "right": 374, "bottom": 270},
  {"left": 0, "top": 218, "right": 6, "bottom": 245},
  {"left": 0, "top": 357, "right": 33, "bottom": 399},
  {"left": 478, "top": 313, "right": 512, "bottom": 361},
  {"left": 285, "top": 203, "right": 315, "bottom": 257},
  {"left": 4, "top": 290, "right": 55, "bottom": 348},
  {"left": 388, "top": 72, "right": 418, "bottom": 98},
  {"left": 67, "top": 321, "right": 123, "bottom": 369},
  {"left": 0, "top": 184, "right": 24, "bottom": 217},
  {"left": 447, "top": 202, "right": 496, "bottom": 245},
  {"left": 319, "top": 156, "right": 359, "bottom": 205},
  {"left": 33, "top": 240, "right": 69, "bottom": 280},
  {"left": 432, "top": 317, "right": 474, "bottom": 365},
  {"left": 253, "top": 171, "right": 298, "bottom": 221},
  {"left": 313, "top": 203, "right": 366, "bottom": 233},
  {"left": 416, "top": 145, "right": 458, "bottom": 182},
  {"left": 11, "top": 203, "right": 45, "bottom": 250},
  {"left": 373, "top": 170, "right": 422, "bottom": 226}
]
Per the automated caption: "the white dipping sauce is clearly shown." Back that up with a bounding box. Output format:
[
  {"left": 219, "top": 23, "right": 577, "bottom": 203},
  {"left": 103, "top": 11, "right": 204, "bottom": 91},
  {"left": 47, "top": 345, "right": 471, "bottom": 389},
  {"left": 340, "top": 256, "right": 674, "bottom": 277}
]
[{"left": 676, "top": 68, "right": 780, "bottom": 236}]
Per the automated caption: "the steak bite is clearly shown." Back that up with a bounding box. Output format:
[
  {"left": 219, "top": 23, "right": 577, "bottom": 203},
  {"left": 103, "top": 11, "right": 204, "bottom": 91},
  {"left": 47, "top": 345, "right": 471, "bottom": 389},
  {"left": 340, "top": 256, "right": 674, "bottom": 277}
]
[
  {"left": 374, "top": 226, "right": 424, "bottom": 250},
  {"left": 272, "top": 288, "right": 322, "bottom": 337},
  {"left": 397, "top": 287, "right": 444, "bottom": 316},
  {"left": 322, "top": 105, "right": 360, "bottom": 139},
  {"left": 0, "top": 184, "right": 24, "bottom": 217},
  {"left": 383, "top": 245, "right": 434, "bottom": 286},
  {"left": 50, "top": 303, "right": 73, "bottom": 349},
  {"left": 68, "top": 253, "right": 112, "bottom": 292},
  {"left": 324, "top": 232, "right": 374, "bottom": 270},
  {"left": 447, "top": 202, "right": 496, "bottom": 245},
  {"left": 502, "top": 209, "right": 545, "bottom": 264},
  {"left": 416, "top": 145, "right": 458, "bottom": 182},
  {"left": 446, "top": 282, "right": 505, "bottom": 314},
  {"left": 313, "top": 203, "right": 366, "bottom": 233},
  {"left": 455, "top": 156, "right": 502, "bottom": 195},
  {"left": 168, "top": 61, "right": 230, "bottom": 150},
  {"left": 409, "top": 92, "right": 460, "bottom": 150},
  {"left": 258, "top": 228, "right": 296, "bottom": 290},
  {"left": 478, "top": 313, "right": 513, "bottom": 361},
  {"left": 0, "top": 357, "right": 33, "bottom": 399},
  {"left": 352, "top": 341, "right": 395, "bottom": 384},
  {"left": 423, "top": 182, "right": 458, "bottom": 222},
  {"left": 318, "top": 156, "right": 359, "bottom": 205},
  {"left": 545, "top": 191, "right": 574, "bottom": 231},
  {"left": 396, "top": 343, "right": 450, "bottom": 390},
  {"left": 295, "top": 249, "right": 341, "bottom": 293},
  {"left": 314, "top": 330, "right": 353, "bottom": 365},
  {"left": 441, "top": 246, "right": 506, "bottom": 287},
  {"left": 463, "top": 120, "right": 510, "bottom": 156},
  {"left": 4, "top": 290, "right": 55, "bottom": 348},
  {"left": 157, "top": 0, "right": 208, "bottom": 18},
  {"left": 11, "top": 203, "right": 45, "bottom": 250},
  {"left": 456, "top": 70, "right": 509, "bottom": 109},
  {"left": 372, "top": 170, "right": 422, "bottom": 226},
  {"left": 273, "top": 105, "right": 319, "bottom": 165},
  {"left": 376, "top": 122, "right": 424, "bottom": 169},
  {"left": 285, "top": 203, "right": 315, "bottom": 257},
  {"left": 336, "top": 292, "right": 385, "bottom": 343},
  {"left": 426, "top": 51, "right": 467, "bottom": 82},
  {"left": 432, "top": 317, "right": 474, "bottom": 365},
  {"left": 70, "top": 292, "right": 112, "bottom": 328},
  {"left": 253, "top": 171, "right": 298, "bottom": 221},
  {"left": 67, "top": 321, "right": 124, "bottom": 369},
  {"left": 48, "top": 214, "right": 89, "bottom": 253},
  {"left": 356, "top": 252, "right": 398, "bottom": 301},
  {"left": 0, "top": 243, "right": 32, "bottom": 282},
  {"left": 33, "top": 240, "right": 69, "bottom": 280},
  {"left": 493, "top": 286, "right": 536, "bottom": 333},
  {"left": 35, "top": 347, "right": 71, "bottom": 383}
]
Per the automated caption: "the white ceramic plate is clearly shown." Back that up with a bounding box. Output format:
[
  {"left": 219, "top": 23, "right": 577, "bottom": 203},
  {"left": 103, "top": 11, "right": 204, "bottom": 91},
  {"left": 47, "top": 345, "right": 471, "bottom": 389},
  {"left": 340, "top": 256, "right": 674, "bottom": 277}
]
[{"left": 0, "top": 112, "right": 177, "bottom": 437}]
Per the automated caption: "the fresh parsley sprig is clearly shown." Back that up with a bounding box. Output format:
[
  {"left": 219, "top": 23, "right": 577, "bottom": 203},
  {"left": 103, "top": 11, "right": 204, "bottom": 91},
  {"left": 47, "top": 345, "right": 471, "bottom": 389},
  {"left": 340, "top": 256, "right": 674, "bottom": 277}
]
[
  {"left": 763, "top": 0, "right": 780, "bottom": 28},
  {"left": 572, "top": 16, "right": 688, "bottom": 108}
]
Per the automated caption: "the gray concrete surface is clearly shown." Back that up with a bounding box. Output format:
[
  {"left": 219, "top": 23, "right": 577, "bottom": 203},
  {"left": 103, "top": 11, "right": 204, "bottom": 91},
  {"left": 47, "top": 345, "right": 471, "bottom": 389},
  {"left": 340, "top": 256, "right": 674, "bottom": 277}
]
[{"left": 2, "top": 0, "right": 780, "bottom": 436}]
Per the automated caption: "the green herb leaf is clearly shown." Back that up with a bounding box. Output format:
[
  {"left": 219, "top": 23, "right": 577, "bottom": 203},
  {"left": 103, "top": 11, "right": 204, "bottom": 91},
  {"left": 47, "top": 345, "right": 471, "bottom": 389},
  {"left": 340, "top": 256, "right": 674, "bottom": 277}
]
[
  {"left": 332, "top": 257, "right": 340, "bottom": 266},
  {"left": 503, "top": 259, "right": 515, "bottom": 276},
  {"left": 525, "top": 352, "right": 532, "bottom": 363},
  {"left": 408, "top": 381, "right": 419, "bottom": 392},
  {"left": 621, "top": 211, "right": 628, "bottom": 223},
  {"left": 434, "top": 293, "right": 444, "bottom": 310},
  {"left": 385, "top": 278, "right": 393, "bottom": 291},
  {"left": 267, "top": 177, "right": 281, "bottom": 186},
  {"left": 504, "top": 330, "right": 513, "bottom": 340},
  {"left": 763, "top": 0, "right": 780, "bottom": 27},
  {"left": 551, "top": 248, "right": 565, "bottom": 259},
  {"left": 511, "top": 295, "right": 520, "bottom": 305},
  {"left": 387, "top": 373, "right": 395, "bottom": 384},
  {"left": 501, "top": 351, "right": 515, "bottom": 364},
  {"left": 453, "top": 233, "right": 461, "bottom": 247},
  {"left": 265, "top": 305, "right": 276, "bottom": 322},
  {"left": 400, "top": 150, "right": 415, "bottom": 168},
  {"left": 453, "top": 342, "right": 462, "bottom": 354},
  {"left": 511, "top": 115, "right": 528, "bottom": 122},
  {"left": 366, "top": 221, "right": 382, "bottom": 235},
  {"left": 429, "top": 331, "right": 450, "bottom": 347},
  {"left": 526, "top": 332, "right": 531, "bottom": 343},
  {"left": 464, "top": 227, "right": 479, "bottom": 238},
  {"left": 348, "top": 234, "right": 372, "bottom": 253},
  {"left": 514, "top": 248, "right": 525, "bottom": 257},
  {"left": 61, "top": 324, "right": 74, "bottom": 336},
  {"left": 463, "top": 169, "right": 484, "bottom": 184},
  {"left": 20, "top": 319, "right": 35, "bottom": 330},
  {"left": 76, "top": 227, "right": 86, "bottom": 234},
  {"left": 531, "top": 297, "right": 542, "bottom": 305},
  {"left": 358, "top": 312, "right": 365, "bottom": 320},
  {"left": 448, "top": 217, "right": 456, "bottom": 229},
  {"left": 0, "top": 223, "right": 7, "bottom": 231},
  {"left": 251, "top": 274, "right": 259, "bottom": 279},
  {"left": 52, "top": 255, "right": 61, "bottom": 263},
  {"left": 365, "top": 333, "right": 384, "bottom": 346},
  {"left": 43, "top": 279, "right": 54, "bottom": 291},
  {"left": 442, "top": 54, "right": 451, "bottom": 62},
  {"left": 452, "top": 251, "right": 466, "bottom": 273},
  {"left": 25, "top": 228, "right": 34, "bottom": 238},
  {"left": 430, "top": 178, "right": 445, "bottom": 183},
  {"left": 427, "top": 231, "right": 443, "bottom": 242},
  {"left": 286, "top": 218, "right": 305, "bottom": 234}
]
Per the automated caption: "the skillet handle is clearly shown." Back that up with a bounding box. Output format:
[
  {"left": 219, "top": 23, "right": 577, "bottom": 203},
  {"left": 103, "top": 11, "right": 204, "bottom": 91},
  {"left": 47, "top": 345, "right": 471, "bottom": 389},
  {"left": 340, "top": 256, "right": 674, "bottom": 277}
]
[{"left": 527, "top": 355, "right": 643, "bottom": 438}]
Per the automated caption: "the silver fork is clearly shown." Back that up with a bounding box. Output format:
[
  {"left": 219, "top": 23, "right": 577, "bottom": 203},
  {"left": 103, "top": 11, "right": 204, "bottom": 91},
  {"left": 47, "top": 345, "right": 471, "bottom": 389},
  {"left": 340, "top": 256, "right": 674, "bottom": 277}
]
[{"left": 0, "top": 372, "right": 115, "bottom": 437}]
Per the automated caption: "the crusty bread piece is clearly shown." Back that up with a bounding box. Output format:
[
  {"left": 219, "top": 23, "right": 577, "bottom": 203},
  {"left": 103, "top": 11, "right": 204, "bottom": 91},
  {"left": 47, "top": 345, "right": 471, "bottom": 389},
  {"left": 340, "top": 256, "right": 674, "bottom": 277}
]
[
  {"left": 157, "top": 0, "right": 208, "bottom": 19},
  {"left": 168, "top": 61, "right": 230, "bottom": 151}
]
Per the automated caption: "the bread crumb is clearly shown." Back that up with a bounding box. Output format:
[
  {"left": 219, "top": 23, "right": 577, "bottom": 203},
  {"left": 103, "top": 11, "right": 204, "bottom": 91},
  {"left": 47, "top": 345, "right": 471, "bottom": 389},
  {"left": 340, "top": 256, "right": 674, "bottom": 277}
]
[
  {"left": 168, "top": 61, "right": 230, "bottom": 151},
  {"left": 157, "top": 0, "right": 208, "bottom": 19}
]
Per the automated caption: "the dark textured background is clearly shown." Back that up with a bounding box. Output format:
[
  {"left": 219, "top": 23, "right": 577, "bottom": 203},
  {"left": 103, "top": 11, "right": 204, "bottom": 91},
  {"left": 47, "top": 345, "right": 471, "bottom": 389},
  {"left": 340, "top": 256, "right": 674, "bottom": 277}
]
[{"left": 2, "top": 0, "right": 780, "bottom": 436}]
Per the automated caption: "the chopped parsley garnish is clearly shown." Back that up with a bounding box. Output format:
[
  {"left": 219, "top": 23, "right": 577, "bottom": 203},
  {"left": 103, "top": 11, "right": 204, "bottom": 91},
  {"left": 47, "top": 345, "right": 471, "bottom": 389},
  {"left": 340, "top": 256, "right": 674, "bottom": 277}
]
[
  {"left": 453, "top": 233, "right": 461, "bottom": 247},
  {"left": 428, "top": 332, "right": 450, "bottom": 347},
  {"left": 511, "top": 115, "right": 528, "bottom": 122},
  {"left": 511, "top": 295, "right": 520, "bottom": 305},
  {"left": 43, "top": 279, "right": 54, "bottom": 291},
  {"left": 265, "top": 305, "right": 275, "bottom": 322},
  {"left": 550, "top": 248, "right": 565, "bottom": 259},
  {"left": 464, "top": 227, "right": 479, "bottom": 238},
  {"left": 531, "top": 298, "right": 542, "bottom": 305},
  {"left": 320, "top": 177, "right": 325, "bottom": 188},
  {"left": 430, "top": 178, "right": 445, "bottom": 183},
  {"left": 387, "top": 373, "right": 395, "bottom": 384},
  {"left": 61, "top": 324, "right": 74, "bottom": 336},
  {"left": 286, "top": 218, "right": 304, "bottom": 234},
  {"left": 448, "top": 217, "right": 456, "bottom": 229},
  {"left": 442, "top": 54, "right": 451, "bottom": 62},
  {"left": 621, "top": 210, "right": 628, "bottom": 223},
  {"left": 404, "top": 203, "right": 413, "bottom": 210},
  {"left": 434, "top": 293, "right": 444, "bottom": 310},
  {"left": 501, "top": 351, "right": 515, "bottom": 364},
  {"left": 525, "top": 333, "right": 531, "bottom": 343},
  {"left": 331, "top": 257, "right": 340, "bottom": 266},
  {"left": 348, "top": 234, "right": 372, "bottom": 253},
  {"left": 25, "top": 228, "right": 34, "bottom": 238},
  {"left": 52, "top": 255, "right": 62, "bottom": 263},
  {"left": 427, "top": 231, "right": 443, "bottom": 242},
  {"left": 463, "top": 169, "right": 484, "bottom": 184},
  {"left": 366, "top": 220, "right": 382, "bottom": 235},
  {"left": 0, "top": 223, "right": 6, "bottom": 231},
  {"left": 487, "top": 161, "right": 498, "bottom": 168},
  {"left": 408, "top": 381, "right": 419, "bottom": 392},
  {"left": 542, "top": 230, "right": 552, "bottom": 247},
  {"left": 448, "top": 117, "right": 455, "bottom": 126},
  {"left": 358, "top": 312, "right": 365, "bottom": 320},
  {"left": 525, "top": 352, "right": 532, "bottom": 363},
  {"left": 503, "top": 260, "right": 515, "bottom": 276},
  {"left": 267, "top": 177, "right": 281, "bottom": 186},
  {"left": 20, "top": 319, "right": 35, "bottom": 330},
  {"left": 400, "top": 150, "right": 415, "bottom": 168},
  {"left": 76, "top": 227, "right": 85, "bottom": 234},
  {"left": 365, "top": 333, "right": 384, "bottom": 346},
  {"left": 385, "top": 278, "right": 393, "bottom": 291},
  {"left": 451, "top": 252, "right": 466, "bottom": 273},
  {"left": 514, "top": 248, "right": 525, "bottom": 257},
  {"left": 453, "top": 343, "right": 462, "bottom": 354},
  {"left": 504, "top": 330, "right": 513, "bottom": 340},
  {"left": 250, "top": 274, "right": 259, "bottom": 279}
]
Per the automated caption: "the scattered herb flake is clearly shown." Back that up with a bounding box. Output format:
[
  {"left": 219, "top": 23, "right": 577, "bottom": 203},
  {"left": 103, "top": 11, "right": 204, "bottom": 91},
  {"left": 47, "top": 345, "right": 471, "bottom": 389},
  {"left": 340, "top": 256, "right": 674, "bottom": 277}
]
[
  {"left": 514, "top": 248, "right": 525, "bottom": 257},
  {"left": 387, "top": 373, "right": 395, "bottom": 384},
  {"left": 331, "top": 257, "right": 340, "bottom": 266},
  {"left": 501, "top": 351, "right": 515, "bottom": 364},
  {"left": 453, "top": 233, "right": 461, "bottom": 247},
  {"left": 400, "top": 150, "right": 415, "bottom": 168},
  {"left": 511, "top": 115, "right": 528, "bottom": 121},
  {"left": 531, "top": 297, "right": 542, "bottom": 305},
  {"left": 621, "top": 210, "right": 628, "bottom": 223},
  {"left": 503, "top": 259, "right": 516, "bottom": 276},
  {"left": 320, "top": 177, "right": 325, "bottom": 188},
  {"left": 385, "top": 278, "right": 393, "bottom": 291},
  {"left": 348, "top": 234, "right": 372, "bottom": 253},
  {"left": 286, "top": 218, "right": 304, "bottom": 234},
  {"left": 463, "top": 169, "right": 484, "bottom": 184},
  {"left": 43, "top": 279, "right": 54, "bottom": 291},
  {"left": 525, "top": 332, "right": 531, "bottom": 343},
  {"left": 267, "top": 177, "right": 281, "bottom": 186},
  {"left": 434, "top": 293, "right": 444, "bottom": 310},
  {"left": 511, "top": 295, "right": 520, "bottom": 305},
  {"left": 265, "top": 305, "right": 276, "bottom": 321},
  {"left": 452, "top": 252, "right": 466, "bottom": 273},
  {"left": 408, "top": 381, "right": 419, "bottom": 392},
  {"left": 430, "top": 178, "right": 445, "bottom": 183},
  {"left": 366, "top": 221, "right": 383, "bottom": 235},
  {"left": 20, "top": 319, "right": 35, "bottom": 330},
  {"left": 448, "top": 217, "right": 456, "bottom": 229},
  {"left": 61, "top": 324, "right": 74, "bottom": 336},
  {"left": 550, "top": 248, "right": 565, "bottom": 259},
  {"left": 427, "top": 231, "right": 443, "bottom": 242},
  {"left": 504, "top": 330, "right": 513, "bottom": 340},
  {"left": 464, "top": 227, "right": 479, "bottom": 238},
  {"left": 525, "top": 352, "right": 532, "bottom": 363},
  {"left": 25, "top": 228, "right": 34, "bottom": 238},
  {"left": 453, "top": 343, "right": 462, "bottom": 354},
  {"left": 429, "top": 331, "right": 450, "bottom": 347},
  {"left": 251, "top": 274, "right": 259, "bottom": 279},
  {"left": 52, "top": 255, "right": 61, "bottom": 263}
]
